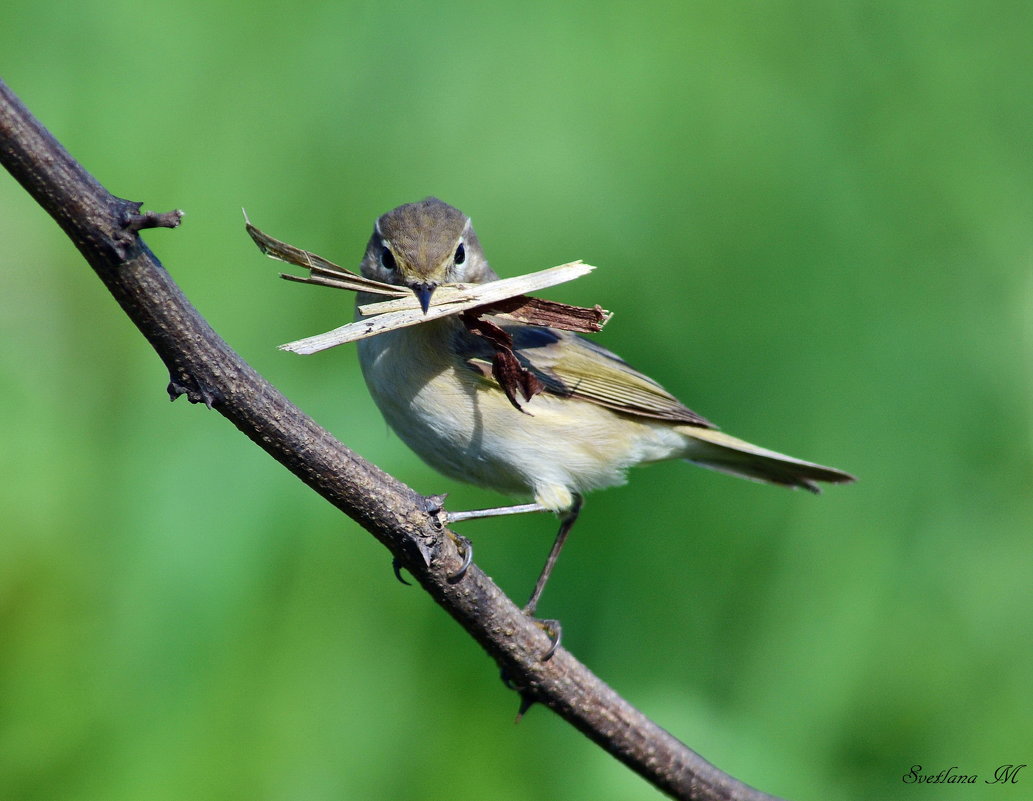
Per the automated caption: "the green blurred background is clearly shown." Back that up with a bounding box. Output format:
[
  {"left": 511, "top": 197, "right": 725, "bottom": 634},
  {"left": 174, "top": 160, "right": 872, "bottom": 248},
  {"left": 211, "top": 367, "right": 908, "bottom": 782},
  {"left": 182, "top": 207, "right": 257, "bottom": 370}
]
[{"left": 2, "top": 2, "right": 1032, "bottom": 799}]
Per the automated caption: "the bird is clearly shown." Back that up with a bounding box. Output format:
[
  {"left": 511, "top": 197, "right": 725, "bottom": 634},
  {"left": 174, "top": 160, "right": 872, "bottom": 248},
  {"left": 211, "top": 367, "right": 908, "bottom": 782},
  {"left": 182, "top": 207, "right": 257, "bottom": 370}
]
[{"left": 355, "top": 197, "right": 854, "bottom": 630}]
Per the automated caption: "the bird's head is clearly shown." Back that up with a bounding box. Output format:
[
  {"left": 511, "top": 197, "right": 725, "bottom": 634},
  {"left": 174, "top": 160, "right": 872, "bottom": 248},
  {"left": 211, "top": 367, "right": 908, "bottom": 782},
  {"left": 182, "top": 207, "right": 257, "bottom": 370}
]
[{"left": 361, "top": 197, "right": 494, "bottom": 313}]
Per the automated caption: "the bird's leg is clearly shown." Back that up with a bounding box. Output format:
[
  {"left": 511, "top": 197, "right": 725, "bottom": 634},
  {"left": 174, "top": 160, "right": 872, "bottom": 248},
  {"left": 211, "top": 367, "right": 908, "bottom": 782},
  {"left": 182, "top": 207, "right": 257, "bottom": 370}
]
[
  {"left": 442, "top": 495, "right": 583, "bottom": 661},
  {"left": 434, "top": 502, "right": 550, "bottom": 582},
  {"left": 444, "top": 502, "right": 550, "bottom": 523},
  {"left": 524, "top": 495, "right": 582, "bottom": 617},
  {"left": 522, "top": 495, "right": 583, "bottom": 660}
]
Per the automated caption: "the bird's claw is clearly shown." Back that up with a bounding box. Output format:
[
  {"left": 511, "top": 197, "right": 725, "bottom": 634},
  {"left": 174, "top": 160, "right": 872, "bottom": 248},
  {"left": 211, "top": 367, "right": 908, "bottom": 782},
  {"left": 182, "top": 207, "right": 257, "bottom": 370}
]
[
  {"left": 447, "top": 533, "right": 473, "bottom": 582},
  {"left": 536, "top": 617, "right": 562, "bottom": 661},
  {"left": 521, "top": 611, "right": 561, "bottom": 662}
]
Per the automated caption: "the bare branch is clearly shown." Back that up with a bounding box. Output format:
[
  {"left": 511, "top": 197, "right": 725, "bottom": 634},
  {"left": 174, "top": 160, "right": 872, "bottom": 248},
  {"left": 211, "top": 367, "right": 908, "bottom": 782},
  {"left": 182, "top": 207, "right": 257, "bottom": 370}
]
[{"left": 0, "top": 78, "right": 783, "bottom": 801}]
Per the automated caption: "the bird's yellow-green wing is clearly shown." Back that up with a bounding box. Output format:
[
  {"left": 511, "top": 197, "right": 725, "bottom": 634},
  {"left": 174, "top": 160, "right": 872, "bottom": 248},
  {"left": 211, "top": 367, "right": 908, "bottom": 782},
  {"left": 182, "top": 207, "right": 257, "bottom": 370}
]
[{"left": 461, "top": 324, "right": 715, "bottom": 427}]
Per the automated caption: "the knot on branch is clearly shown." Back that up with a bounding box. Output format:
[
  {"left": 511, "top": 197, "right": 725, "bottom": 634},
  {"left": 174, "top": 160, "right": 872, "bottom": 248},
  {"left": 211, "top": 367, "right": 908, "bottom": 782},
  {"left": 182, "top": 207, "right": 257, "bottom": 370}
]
[
  {"left": 167, "top": 374, "right": 224, "bottom": 408},
  {"left": 124, "top": 203, "right": 183, "bottom": 234},
  {"left": 111, "top": 202, "right": 184, "bottom": 260}
]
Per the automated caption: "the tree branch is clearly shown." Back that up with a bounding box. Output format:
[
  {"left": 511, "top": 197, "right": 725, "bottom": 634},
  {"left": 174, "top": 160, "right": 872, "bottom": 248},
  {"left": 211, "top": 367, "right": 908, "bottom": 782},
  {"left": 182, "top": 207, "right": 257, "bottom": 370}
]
[{"left": 0, "top": 78, "right": 782, "bottom": 801}]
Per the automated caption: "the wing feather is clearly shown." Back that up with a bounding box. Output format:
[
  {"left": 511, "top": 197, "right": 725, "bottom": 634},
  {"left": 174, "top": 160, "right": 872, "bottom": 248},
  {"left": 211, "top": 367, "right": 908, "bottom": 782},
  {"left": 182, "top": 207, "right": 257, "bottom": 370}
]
[{"left": 460, "top": 323, "right": 714, "bottom": 427}]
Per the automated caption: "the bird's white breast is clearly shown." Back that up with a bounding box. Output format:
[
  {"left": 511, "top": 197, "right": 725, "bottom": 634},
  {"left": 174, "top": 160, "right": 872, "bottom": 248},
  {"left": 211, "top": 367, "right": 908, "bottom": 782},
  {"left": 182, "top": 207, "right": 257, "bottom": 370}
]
[{"left": 357, "top": 318, "right": 689, "bottom": 511}]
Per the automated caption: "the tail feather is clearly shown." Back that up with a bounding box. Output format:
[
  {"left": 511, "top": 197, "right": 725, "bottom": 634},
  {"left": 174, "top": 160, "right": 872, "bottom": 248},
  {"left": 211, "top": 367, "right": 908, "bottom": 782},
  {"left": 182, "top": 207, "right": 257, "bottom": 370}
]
[{"left": 680, "top": 428, "right": 855, "bottom": 493}]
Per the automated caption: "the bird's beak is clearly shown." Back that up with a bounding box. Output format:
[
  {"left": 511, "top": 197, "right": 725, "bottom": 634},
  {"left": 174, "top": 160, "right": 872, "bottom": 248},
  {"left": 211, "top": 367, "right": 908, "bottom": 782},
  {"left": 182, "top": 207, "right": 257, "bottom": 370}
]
[{"left": 411, "top": 282, "right": 436, "bottom": 314}]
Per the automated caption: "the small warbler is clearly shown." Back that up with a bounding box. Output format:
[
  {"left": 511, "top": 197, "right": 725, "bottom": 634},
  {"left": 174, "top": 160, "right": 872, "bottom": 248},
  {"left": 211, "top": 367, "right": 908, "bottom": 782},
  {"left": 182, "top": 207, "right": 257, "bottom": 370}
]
[{"left": 356, "top": 198, "right": 854, "bottom": 620}]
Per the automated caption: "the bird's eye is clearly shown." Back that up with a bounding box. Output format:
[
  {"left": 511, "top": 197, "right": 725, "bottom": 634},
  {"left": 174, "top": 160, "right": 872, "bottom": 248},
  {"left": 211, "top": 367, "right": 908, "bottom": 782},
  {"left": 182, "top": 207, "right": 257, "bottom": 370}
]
[
  {"left": 379, "top": 244, "right": 397, "bottom": 272},
  {"left": 454, "top": 242, "right": 466, "bottom": 265}
]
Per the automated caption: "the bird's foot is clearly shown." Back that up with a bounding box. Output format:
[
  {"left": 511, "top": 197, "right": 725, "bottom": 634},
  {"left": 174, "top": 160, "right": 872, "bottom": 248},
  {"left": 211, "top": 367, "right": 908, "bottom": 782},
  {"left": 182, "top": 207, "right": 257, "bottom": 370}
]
[
  {"left": 447, "top": 533, "right": 473, "bottom": 582},
  {"left": 522, "top": 608, "right": 562, "bottom": 662}
]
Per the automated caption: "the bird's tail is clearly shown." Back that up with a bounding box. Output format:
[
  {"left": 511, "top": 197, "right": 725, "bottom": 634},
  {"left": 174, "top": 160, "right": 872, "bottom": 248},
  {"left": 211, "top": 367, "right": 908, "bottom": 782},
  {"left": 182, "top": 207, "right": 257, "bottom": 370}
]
[{"left": 679, "top": 427, "right": 855, "bottom": 493}]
